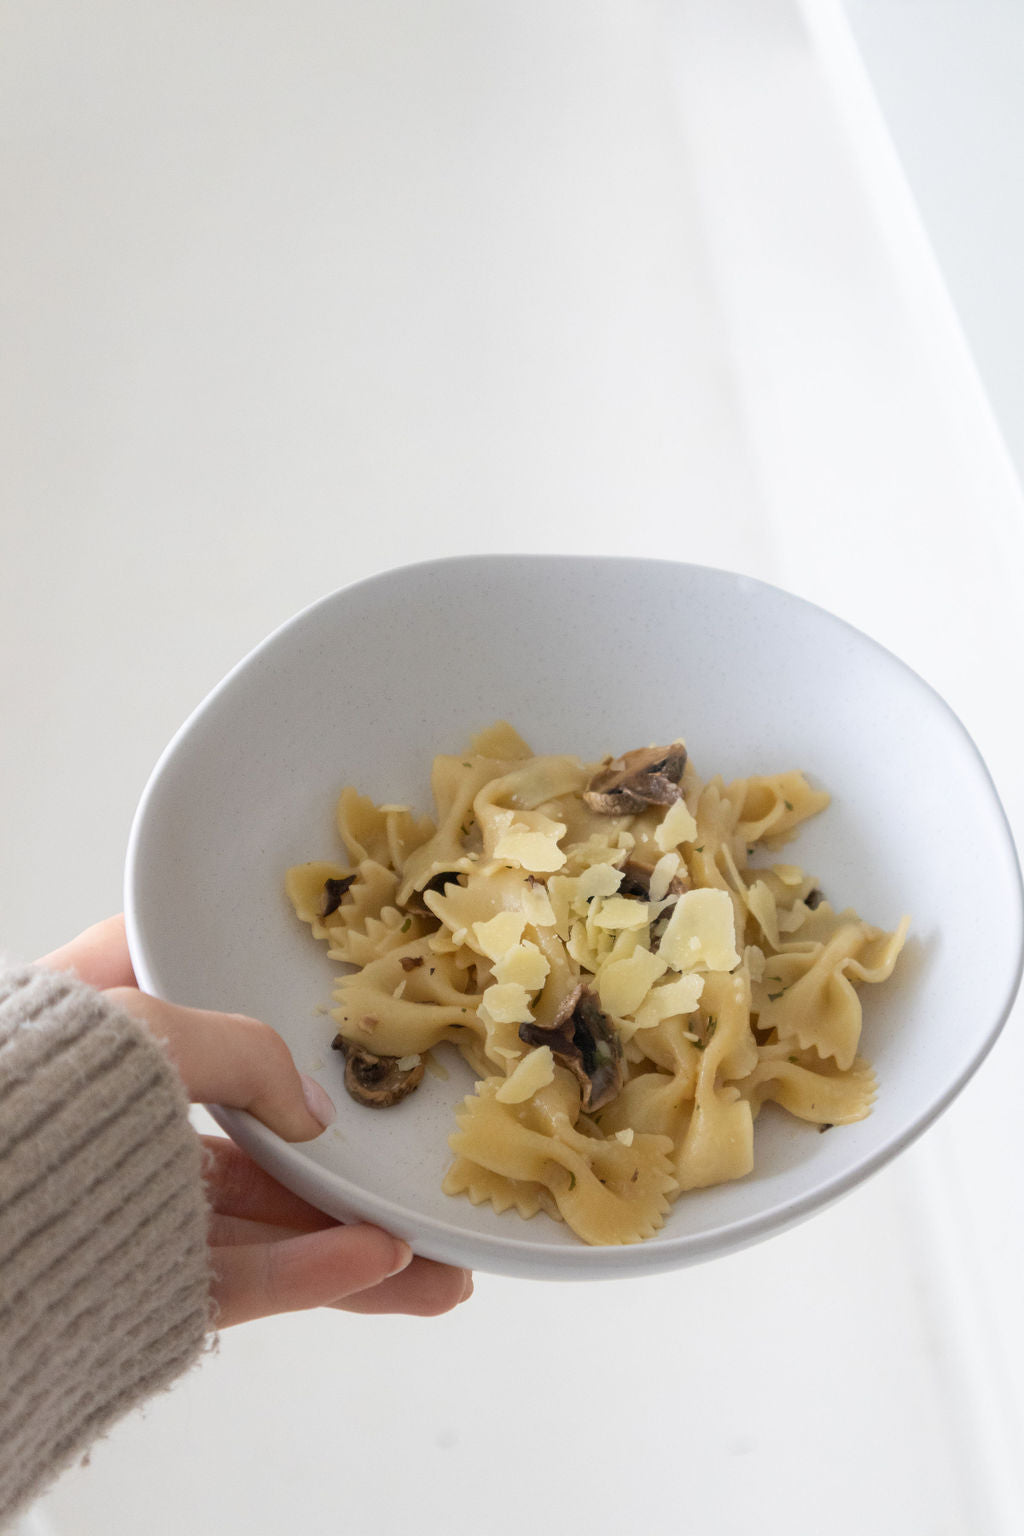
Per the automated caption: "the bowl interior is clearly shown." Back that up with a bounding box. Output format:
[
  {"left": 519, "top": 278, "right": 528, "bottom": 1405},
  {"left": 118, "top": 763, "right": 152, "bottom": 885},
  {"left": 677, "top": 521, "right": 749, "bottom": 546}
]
[{"left": 125, "top": 556, "right": 1023, "bottom": 1278}]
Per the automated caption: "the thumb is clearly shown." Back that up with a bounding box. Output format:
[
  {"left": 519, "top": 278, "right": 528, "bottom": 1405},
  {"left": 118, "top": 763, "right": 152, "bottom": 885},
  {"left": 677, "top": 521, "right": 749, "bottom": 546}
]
[{"left": 104, "top": 987, "right": 336, "bottom": 1143}]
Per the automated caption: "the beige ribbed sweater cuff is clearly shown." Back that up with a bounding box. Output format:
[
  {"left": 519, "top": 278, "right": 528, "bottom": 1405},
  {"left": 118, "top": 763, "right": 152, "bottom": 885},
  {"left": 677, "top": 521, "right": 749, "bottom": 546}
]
[{"left": 0, "top": 964, "right": 211, "bottom": 1526}]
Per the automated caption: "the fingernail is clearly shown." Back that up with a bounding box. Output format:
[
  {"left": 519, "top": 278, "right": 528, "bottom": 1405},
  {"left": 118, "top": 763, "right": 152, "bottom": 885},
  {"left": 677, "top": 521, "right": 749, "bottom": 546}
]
[
  {"left": 460, "top": 1272, "right": 474, "bottom": 1302},
  {"left": 300, "top": 1073, "right": 337, "bottom": 1130},
  {"left": 387, "top": 1240, "right": 414, "bottom": 1277}
]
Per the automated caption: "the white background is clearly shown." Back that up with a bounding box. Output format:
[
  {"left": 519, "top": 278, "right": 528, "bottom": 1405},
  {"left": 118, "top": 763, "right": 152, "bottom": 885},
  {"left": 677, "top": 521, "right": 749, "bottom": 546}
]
[{"left": 3, "top": 2, "right": 1023, "bottom": 1533}]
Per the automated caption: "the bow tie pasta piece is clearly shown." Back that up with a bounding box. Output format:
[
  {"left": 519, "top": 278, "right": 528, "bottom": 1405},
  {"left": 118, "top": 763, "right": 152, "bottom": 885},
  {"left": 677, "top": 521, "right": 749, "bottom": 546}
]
[
  {"left": 286, "top": 723, "right": 908, "bottom": 1246},
  {"left": 473, "top": 755, "right": 587, "bottom": 851},
  {"left": 442, "top": 1156, "right": 548, "bottom": 1220},
  {"left": 739, "top": 1052, "right": 877, "bottom": 1127},
  {"left": 425, "top": 866, "right": 556, "bottom": 947},
  {"left": 336, "top": 788, "right": 436, "bottom": 870},
  {"left": 729, "top": 771, "right": 831, "bottom": 849},
  {"left": 754, "top": 917, "right": 909, "bottom": 1070},
  {"left": 331, "top": 943, "right": 489, "bottom": 1058},
  {"left": 287, "top": 858, "right": 435, "bottom": 966},
  {"left": 448, "top": 1074, "right": 677, "bottom": 1245}
]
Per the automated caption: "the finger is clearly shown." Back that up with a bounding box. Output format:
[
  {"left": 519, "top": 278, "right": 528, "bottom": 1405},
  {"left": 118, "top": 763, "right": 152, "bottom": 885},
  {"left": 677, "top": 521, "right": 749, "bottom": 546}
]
[
  {"left": 105, "top": 988, "right": 335, "bottom": 1142},
  {"left": 206, "top": 1214, "right": 472, "bottom": 1314},
  {"left": 207, "top": 1210, "right": 472, "bottom": 1315},
  {"left": 330, "top": 1258, "right": 474, "bottom": 1317},
  {"left": 200, "top": 1140, "right": 473, "bottom": 1314},
  {"left": 36, "top": 915, "right": 136, "bottom": 990},
  {"left": 209, "top": 1224, "right": 412, "bottom": 1328},
  {"left": 200, "top": 1136, "right": 335, "bottom": 1229}
]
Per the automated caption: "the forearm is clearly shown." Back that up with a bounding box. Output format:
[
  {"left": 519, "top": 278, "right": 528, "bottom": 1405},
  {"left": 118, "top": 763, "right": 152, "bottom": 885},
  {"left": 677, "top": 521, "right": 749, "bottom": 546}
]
[{"left": 0, "top": 963, "right": 210, "bottom": 1524}]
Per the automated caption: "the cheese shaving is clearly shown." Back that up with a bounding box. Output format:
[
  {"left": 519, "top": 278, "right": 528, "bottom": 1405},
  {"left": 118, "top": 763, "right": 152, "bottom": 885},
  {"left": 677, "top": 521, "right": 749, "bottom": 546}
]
[
  {"left": 494, "top": 940, "right": 550, "bottom": 991},
  {"left": 495, "top": 1046, "right": 556, "bottom": 1104},
  {"left": 657, "top": 888, "right": 740, "bottom": 973},
  {"left": 654, "top": 798, "right": 698, "bottom": 852},
  {"left": 480, "top": 982, "right": 535, "bottom": 1024},
  {"left": 472, "top": 911, "right": 527, "bottom": 962},
  {"left": 591, "top": 895, "right": 650, "bottom": 931}
]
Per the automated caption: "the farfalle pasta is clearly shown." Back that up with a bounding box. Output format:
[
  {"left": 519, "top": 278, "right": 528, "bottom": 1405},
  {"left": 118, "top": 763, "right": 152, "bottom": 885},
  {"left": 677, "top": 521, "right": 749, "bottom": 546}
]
[{"left": 287, "top": 723, "right": 908, "bottom": 1245}]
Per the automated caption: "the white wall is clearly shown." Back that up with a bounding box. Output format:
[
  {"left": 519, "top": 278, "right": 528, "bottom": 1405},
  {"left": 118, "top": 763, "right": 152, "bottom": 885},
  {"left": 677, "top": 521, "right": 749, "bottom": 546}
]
[{"left": 3, "top": 3, "right": 1022, "bottom": 1532}]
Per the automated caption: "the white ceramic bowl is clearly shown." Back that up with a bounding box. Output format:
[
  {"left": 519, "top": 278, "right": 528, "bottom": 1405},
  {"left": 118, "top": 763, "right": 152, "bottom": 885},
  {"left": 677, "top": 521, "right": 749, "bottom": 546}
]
[{"left": 125, "top": 556, "right": 1023, "bottom": 1279}]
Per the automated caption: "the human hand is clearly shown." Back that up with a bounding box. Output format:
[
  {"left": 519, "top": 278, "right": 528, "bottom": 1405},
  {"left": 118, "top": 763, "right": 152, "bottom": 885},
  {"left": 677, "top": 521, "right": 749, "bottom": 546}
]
[{"left": 38, "top": 916, "right": 473, "bottom": 1327}]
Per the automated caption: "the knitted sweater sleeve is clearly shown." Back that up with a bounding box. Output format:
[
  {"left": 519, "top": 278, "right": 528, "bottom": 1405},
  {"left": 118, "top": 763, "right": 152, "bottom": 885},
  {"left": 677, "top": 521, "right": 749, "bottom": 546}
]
[{"left": 0, "top": 964, "right": 211, "bottom": 1525}]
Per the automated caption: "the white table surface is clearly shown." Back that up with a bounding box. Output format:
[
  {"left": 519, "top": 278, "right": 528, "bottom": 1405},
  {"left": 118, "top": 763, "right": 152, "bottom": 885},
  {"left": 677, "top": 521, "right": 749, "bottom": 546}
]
[{"left": 3, "top": 2, "right": 1022, "bottom": 1533}]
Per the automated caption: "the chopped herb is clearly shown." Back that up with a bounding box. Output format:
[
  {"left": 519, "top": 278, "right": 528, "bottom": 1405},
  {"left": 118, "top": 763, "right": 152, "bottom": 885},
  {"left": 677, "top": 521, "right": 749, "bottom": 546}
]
[
  {"left": 767, "top": 991, "right": 785, "bottom": 1002},
  {"left": 694, "top": 845, "right": 704, "bottom": 853},
  {"left": 788, "top": 1055, "right": 798, "bottom": 1064},
  {"left": 818, "top": 1122, "right": 834, "bottom": 1134},
  {"left": 462, "top": 762, "right": 472, "bottom": 768},
  {"left": 568, "top": 1173, "right": 577, "bottom": 1191},
  {"left": 695, "top": 1020, "right": 716, "bottom": 1052},
  {"left": 784, "top": 799, "right": 794, "bottom": 811},
  {"left": 400, "top": 917, "right": 412, "bottom": 933}
]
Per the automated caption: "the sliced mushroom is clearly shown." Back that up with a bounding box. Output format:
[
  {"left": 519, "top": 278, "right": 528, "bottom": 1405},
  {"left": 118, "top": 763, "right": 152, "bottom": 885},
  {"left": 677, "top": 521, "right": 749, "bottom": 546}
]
[
  {"left": 518, "top": 983, "right": 624, "bottom": 1112},
  {"left": 331, "top": 1034, "right": 425, "bottom": 1107},
  {"left": 806, "top": 888, "right": 824, "bottom": 910},
  {"left": 404, "top": 870, "right": 464, "bottom": 915},
  {"left": 583, "top": 745, "right": 688, "bottom": 815},
  {"left": 318, "top": 874, "right": 356, "bottom": 919},
  {"left": 618, "top": 858, "right": 691, "bottom": 901}
]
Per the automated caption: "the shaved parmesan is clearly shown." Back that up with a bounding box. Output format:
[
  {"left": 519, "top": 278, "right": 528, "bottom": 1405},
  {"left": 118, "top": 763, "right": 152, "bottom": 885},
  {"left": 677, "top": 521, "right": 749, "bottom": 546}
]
[
  {"left": 495, "top": 1045, "right": 555, "bottom": 1103},
  {"left": 494, "top": 940, "right": 550, "bottom": 992},
  {"left": 773, "top": 864, "right": 805, "bottom": 886},
  {"left": 591, "top": 895, "right": 650, "bottom": 931},
  {"left": 649, "top": 851, "right": 681, "bottom": 901},
  {"left": 522, "top": 881, "right": 557, "bottom": 929},
  {"left": 575, "top": 862, "right": 624, "bottom": 907},
  {"left": 632, "top": 973, "right": 705, "bottom": 1030},
  {"left": 658, "top": 889, "right": 740, "bottom": 973},
  {"left": 597, "top": 949, "right": 668, "bottom": 1018},
  {"left": 472, "top": 911, "right": 527, "bottom": 962},
  {"left": 493, "top": 812, "right": 567, "bottom": 873},
  {"left": 655, "top": 798, "right": 698, "bottom": 852},
  {"left": 744, "top": 944, "right": 767, "bottom": 982},
  {"left": 481, "top": 982, "right": 534, "bottom": 1024}
]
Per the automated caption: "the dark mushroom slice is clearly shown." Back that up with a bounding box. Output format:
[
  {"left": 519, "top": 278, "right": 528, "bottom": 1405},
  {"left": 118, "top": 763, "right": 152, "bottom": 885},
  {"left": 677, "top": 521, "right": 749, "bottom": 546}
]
[
  {"left": 806, "top": 888, "right": 824, "bottom": 910},
  {"left": 404, "top": 870, "right": 464, "bottom": 916},
  {"left": 618, "top": 858, "right": 691, "bottom": 901},
  {"left": 331, "top": 1034, "right": 425, "bottom": 1108},
  {"left": 318, "top": 874, "right": 357, "bottom": 919},
  {"left": 518, "top": 983, "right": 624, "bottom": 1112},
  {"left": 583, "top": 745, "right": 688, "bottom": 815}
]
